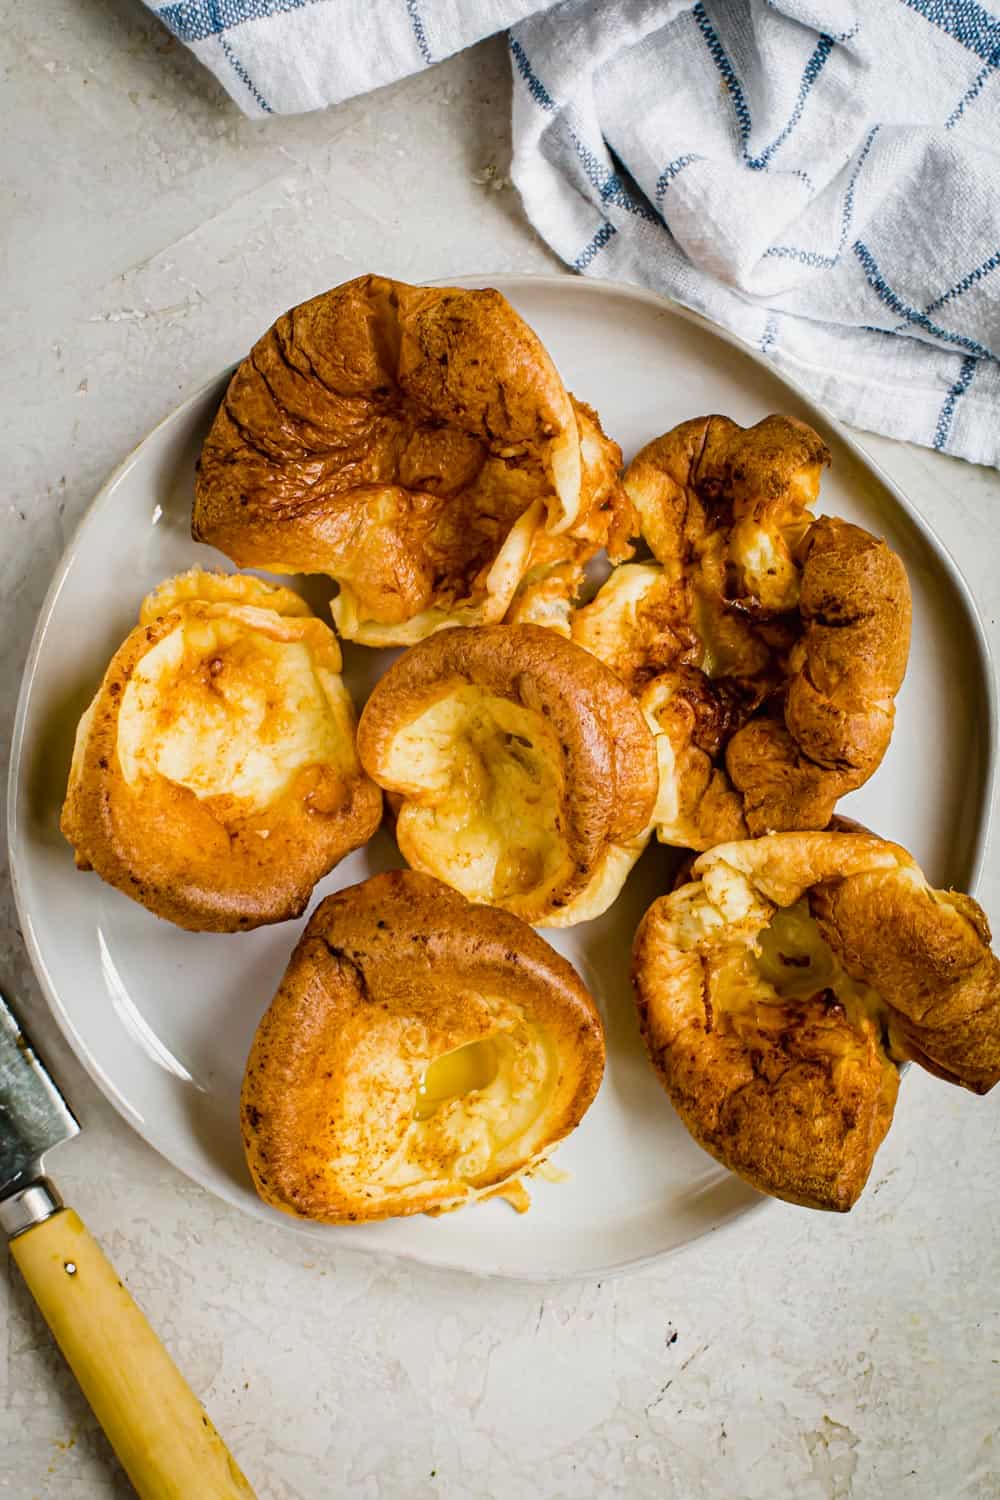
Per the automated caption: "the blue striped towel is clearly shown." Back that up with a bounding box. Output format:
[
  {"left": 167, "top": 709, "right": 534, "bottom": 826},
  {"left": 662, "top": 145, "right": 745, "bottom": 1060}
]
[{"left": 147, "top": 0, "right": 1000, "bottom": 467}]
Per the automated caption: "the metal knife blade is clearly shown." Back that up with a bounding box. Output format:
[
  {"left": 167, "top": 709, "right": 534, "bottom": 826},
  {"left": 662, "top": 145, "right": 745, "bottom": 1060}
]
[{"left": 0, "top": 990, "right": 79, "bottom": 1198}]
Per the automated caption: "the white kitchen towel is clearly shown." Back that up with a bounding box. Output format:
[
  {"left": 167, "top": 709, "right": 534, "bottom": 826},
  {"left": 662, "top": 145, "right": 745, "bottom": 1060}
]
[
  {"left": 145, "top": 0, "right": 559, "bottom": 115},
  {"left": 148, "top": 0, "right": 1000, "bottom": 467},
  {"left": 509, "top": 0, "right": 1000, "bottom": 466}
]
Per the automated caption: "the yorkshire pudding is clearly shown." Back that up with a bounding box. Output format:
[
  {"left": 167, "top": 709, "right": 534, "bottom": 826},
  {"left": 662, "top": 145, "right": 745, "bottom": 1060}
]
[
  {"left": 504, "top": 398, "right": 636, "bottom": 633},
  {"left": 192, "top": 274, "right": 629, "bottom": 645},
  {"left": 572, "top": 415, "right": 911, "bottom": 846},
  {"left": 61, "top": 569, "right": 382, "bottom": 932},
  {"left": 356, "top": 624, "right": 659, "bottom": 926},
  {"left": 632, "top": 830, "right": 1000, "bottom": 1210},
  {"left": 241, "top": 870, "right": 605, "bottom": 1222}
]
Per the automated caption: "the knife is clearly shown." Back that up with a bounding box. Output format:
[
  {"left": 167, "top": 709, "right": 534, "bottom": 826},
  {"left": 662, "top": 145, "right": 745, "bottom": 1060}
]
[{"left": 0, "top": 989, "right": 256, "bottom": 1499}]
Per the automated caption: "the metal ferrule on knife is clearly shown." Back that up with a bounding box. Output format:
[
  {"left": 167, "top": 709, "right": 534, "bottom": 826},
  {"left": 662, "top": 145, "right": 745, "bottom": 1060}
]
[{"left": 0, "top": 1177, "right": 63, "bottom": 1239}]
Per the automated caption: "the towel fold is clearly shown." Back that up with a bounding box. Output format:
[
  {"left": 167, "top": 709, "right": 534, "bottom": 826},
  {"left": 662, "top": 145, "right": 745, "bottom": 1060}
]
[{"left": 147, "top": 0, "right": 1000, "bottom": 466}]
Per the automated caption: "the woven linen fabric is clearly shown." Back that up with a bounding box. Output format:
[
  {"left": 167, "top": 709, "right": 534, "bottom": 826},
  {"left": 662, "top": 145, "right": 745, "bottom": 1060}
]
[
  {"left": 145, "top": 0, "right": 560, "bottom": 114},
  {"left": 147, "top": 0, "right": 1000, "bottom": 465},
  {"left": 509, "top": 0, "right": 1000, "bottom": 465}
]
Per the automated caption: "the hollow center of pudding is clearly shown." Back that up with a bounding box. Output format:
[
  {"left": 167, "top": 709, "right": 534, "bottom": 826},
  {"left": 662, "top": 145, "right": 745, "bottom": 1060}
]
[
  {"left": 339, "top": 1013, "right": 559, "bottom": 1196},
  {"left": 385, "top": 686, "right": 566, "bottom": 903},
  {"left": 117, "top": 616, "right": 347, "bottom": 810},
  {"left": 414, "top": 1038, "right": 499, "bottom": 1120},
  {"left": 753, "top": 901, "right": 841, "bottom": 1001},
  {"left": 402, "top": 1020, "right": 558, "bottom": 1184},
  {"left": 693, "top": 896, "right": 895, "bottom": 1130},
  {"left": 728, "top": 899, "right": 884, "bottom": 1040}
]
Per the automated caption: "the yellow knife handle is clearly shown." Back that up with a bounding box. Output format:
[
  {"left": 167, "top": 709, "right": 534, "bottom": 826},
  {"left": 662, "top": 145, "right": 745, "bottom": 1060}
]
[{"left": 11, "top": 1206, "right": 256, "bottom": 1499}]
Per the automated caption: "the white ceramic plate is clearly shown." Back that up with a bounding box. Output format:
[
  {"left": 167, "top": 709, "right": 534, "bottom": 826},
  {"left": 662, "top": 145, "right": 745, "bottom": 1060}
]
[{"left": 9, "top": 277, "right": 996, "bottom": 1279}]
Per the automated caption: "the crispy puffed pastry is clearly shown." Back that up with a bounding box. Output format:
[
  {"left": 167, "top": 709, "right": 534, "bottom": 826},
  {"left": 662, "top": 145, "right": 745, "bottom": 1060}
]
[
  {"left": 503, "top": 398, "right": 636, "bottom": 633},
  {"left": 241, "top": 870, "right": 605, "bottom": 1222},
  {"left": 61, "top": 569, "right": 382, "bottom": 932},
  {"left": 572, "top": 415, "right": 911, "bottom": 848},
  {"left": 356, "top": 624, "right": 659, "bottom": 926},
  {"left": 192, "top": 274, "right": 631, "bottom": 646},
  {"left": 632, "top": 829, "right": 1000, "bottom": 1210}
]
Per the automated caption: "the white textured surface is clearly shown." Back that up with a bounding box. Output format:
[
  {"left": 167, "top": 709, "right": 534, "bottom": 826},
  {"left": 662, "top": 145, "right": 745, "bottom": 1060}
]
[{"left": 2, "top": 4, "right": 999, "bottom": 1496}]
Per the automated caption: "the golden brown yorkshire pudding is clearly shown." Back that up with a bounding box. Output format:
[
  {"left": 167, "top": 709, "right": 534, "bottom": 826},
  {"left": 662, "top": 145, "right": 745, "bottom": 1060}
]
[
  {"left": 632, "top": 831, "right": 1000, "bottom": 1211},
  {"left": 61, "top": 569, "right": 382, "bottom": 932},
  {"left": 504, "top": 399, "right": 636, "bottom": 633},
  {"left": 192, "top": 274, "right": 630, "bottom": 646},
  {"left": 356, "top": 624, "right": 659, "bottom": 926},
  {"left": 572, "top": 414, "right": 911, "bottom": 846},
  {"left": 241, "top": 870, "right": 605, "bottom": 1222}
]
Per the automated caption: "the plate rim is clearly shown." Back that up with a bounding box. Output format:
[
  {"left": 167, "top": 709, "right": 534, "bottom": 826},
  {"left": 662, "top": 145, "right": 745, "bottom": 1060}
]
[{"left": 7, "top": 272, "right": 997, "bottom": 1280}]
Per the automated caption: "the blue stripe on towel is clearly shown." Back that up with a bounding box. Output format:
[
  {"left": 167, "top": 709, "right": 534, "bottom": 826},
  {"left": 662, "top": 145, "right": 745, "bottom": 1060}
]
[
  {"left": 692, "top": 1, "right": 837, "bottom": 173},
  {"left": 854, "top": 240, "right": 999, "bottom": 360},
  {"left": 692, "top": 3, "right": 752, "bottom": 143},
  {"left": 405, "top": 0, "right": 433, "bottom": 65},
  {"left": 945, "top": 53, "right": 1000, "bottom": 126},
  {"left": 764, "top": 123, "right": 880, "bottom": 270},
  {"left": 510, "top": 40, "right": 659, "bottom": 225},
  {"left": 571, "top": 134, "right": 616, "bottom": 194},
  {"left": 562, "top": 127, "right": 660, "bottom": 220},
  {"left": 900, "top": 0, "right": 1000, "bottom": 61},
  {"left": 763, "top": 245, "right": 838, "bottom": 268},
  {"left": 933, "top": 354, "right": 979, "bottom": 448},
  {"left": 654, "top": 154, "right": 703, "bottom": 206},
  {"left": 218, "top": 31, "right": 273, "bottom": 111},
  {"left": 598, "top": 173, "right": 660, "bottom": 223},
  {"left": 508, "top": 35, "right": 557, "bottom": 110},
  {"left": 925, "top": 250, "right": 1000, "bottom": 314},
  {"left": 574, "top": 222, "right": 617, "bottom": 271},
  {"left": 764, "top": 0, "right": 860, "bottom": 43},
  {"left": 896, "top": 249, "right": 1000, "bottom": 328},
  {"left": 158, "top": 0, "right": 317, "bottom": 43}
]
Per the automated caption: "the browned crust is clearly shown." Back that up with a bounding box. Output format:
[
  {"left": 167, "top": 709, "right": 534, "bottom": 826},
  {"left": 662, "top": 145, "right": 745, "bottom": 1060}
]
[
  {"left": 504, "top": 399, "right": 636, "bottom": 631},
  {"left": 572, "top": 567, "right": 695, "bottom": 692},
  {"left": 810, "top": 877, "right": 1000, "bottom": 1095},
  {"left": 192, "top": 274, "right": 581, "bottom": 632},
  {"left": 355, "top": 624, "right": 658, "bottom": 922},
  {"left": 634, "top": 922, "right": 899, "bottom": 1213},
  {"left": 625, "top": 412, "right": 829, "bottom": 567},
  {"left": 60, "top": 599, "right": 382, "bottom": 932},
  {"left": 240, "top": 870, "right": 605, "bottom": 1222},
  {"left": 605, "top": 415, "right": 911, "bottom": 844},
  {"left": 631, "top": 831, "right": 1000, "bottom": 1211},
  {"left": 638, "top": 670, "right": 753, "bottom": 850},
  {"left": 726, "top": 517, "right": 912, "bottom": 833}
]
